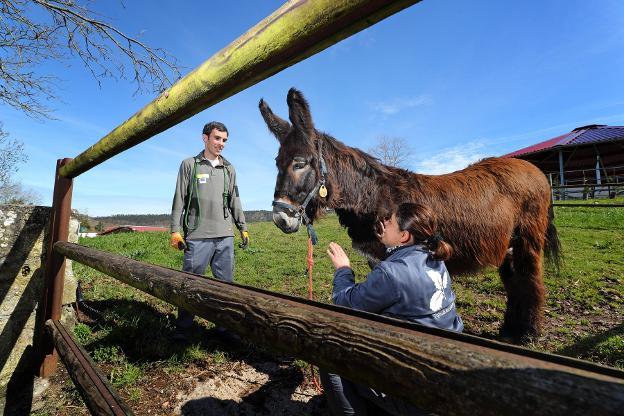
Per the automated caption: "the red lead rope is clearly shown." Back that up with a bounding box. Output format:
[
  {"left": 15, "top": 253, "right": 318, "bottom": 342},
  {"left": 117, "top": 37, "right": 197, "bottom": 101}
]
[{"left": 307, "top": 237, "right": 323, "bottom": 392}]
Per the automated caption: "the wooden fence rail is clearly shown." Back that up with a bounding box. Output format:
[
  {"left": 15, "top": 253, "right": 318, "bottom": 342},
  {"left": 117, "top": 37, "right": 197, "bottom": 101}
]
[
  {"left": 58, "top": 0, "right": 421, "bottom": 178},
  {"left": 45, "top": 320, "right": 133, "bottom": 416},
  {"left": 552, "top": 182, "right": 622, "bottom": 189},
  {"left": 54, "top": 241, "right": 624, "bottom": 416},
  {"left": 553, "top": 203, "right": 624, "bottom": 208}
]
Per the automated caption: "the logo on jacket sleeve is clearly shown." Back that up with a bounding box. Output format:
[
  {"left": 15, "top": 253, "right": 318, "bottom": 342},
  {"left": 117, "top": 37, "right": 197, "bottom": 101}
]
[{"left": 426, "top": 267, "right": 449, "bottom": 312}]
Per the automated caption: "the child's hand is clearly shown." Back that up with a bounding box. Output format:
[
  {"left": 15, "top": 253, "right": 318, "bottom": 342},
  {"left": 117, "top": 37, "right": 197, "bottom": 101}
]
[{"left": 327, "top": 242, "right": 351, "bottom": 269}]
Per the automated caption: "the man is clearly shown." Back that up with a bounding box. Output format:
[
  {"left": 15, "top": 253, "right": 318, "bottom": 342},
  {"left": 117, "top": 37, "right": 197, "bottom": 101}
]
[{"left": 170, "top": 121, "right": 249, "bottom": 341}]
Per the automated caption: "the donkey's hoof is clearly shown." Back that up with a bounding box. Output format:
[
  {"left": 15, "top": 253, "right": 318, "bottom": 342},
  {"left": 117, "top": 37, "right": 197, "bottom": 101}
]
[{"left": 499, "top": 327, "right": 539, "bottom": 345}]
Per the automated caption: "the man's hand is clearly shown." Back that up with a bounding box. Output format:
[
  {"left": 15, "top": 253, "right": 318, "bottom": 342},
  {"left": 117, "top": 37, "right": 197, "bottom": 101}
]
[
  {"left": 327, "top": 242, "right": 351, "bottom": 270},
  {"left": 239, "top": 230, "right": 250, "bottom": 249},
  {"left": 170, "top": 232, "right": 186, "bottom": 250}
]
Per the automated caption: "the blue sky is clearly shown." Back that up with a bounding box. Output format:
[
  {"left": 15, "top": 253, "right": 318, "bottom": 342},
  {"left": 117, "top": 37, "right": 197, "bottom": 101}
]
[{"left": 4, "top": 0, "right": 624, "bottom": 216}]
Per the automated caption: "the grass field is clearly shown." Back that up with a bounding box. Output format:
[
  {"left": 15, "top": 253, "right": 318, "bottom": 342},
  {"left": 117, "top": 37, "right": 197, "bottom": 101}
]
[{"left": 45, "top": 203, "right": 623, "bottom": 413}]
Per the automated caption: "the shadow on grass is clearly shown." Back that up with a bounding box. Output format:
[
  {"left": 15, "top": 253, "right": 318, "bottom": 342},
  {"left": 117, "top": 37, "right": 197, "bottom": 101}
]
[
  {"left": 79, "top": 298, "right": 267, "bottom": 362},
  {"left": 77, "top": 298, "right": 328, "bottom": 414},
  {"left": 556, "top": 323, "right": 624, "bottom": 368}
]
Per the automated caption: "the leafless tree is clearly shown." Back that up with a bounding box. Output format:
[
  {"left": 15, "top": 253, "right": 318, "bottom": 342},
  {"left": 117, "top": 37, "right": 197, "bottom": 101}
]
[
  {"left": 0, "top": 179, "right": 42, "bottom": 204},
  {"left": 0, "top": 0, "right": 181, "bottom": 118},
  {"left": 0, "top": 124, "right": 26, "bottom": 185},
  {"left": 0, "top": 123, "right": 39, "bottom": 203},
  {"left": 367, "top": 136, "right": 413, "bottom": 168},
  {"left": 0, "top": 1, "right": 181, "bottom": 204}
]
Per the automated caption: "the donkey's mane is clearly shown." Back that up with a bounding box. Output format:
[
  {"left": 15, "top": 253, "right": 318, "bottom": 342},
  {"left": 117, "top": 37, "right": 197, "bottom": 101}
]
[
  {"left": 319, "top": 132, "right": 423, "bottom": 215},
  {"left": 321, "top": 133, "right": 391, "bottom": 177}
]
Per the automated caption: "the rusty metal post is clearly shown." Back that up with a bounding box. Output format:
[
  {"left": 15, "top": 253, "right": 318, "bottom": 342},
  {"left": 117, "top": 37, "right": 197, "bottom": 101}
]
[{"left": 38, "top": 158, "right": 74, "bottom": 377}]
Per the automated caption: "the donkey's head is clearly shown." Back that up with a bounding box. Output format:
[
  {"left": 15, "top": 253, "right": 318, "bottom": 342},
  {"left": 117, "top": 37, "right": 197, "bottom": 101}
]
[{"left": 259, "top": 88, "right": 327, "bottom": 233}]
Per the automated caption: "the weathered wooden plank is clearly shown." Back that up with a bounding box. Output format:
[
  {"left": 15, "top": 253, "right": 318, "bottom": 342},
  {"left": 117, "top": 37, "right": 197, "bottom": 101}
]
[
  {"left": 45, "top": 319, "right": 134, "bottom": 415},
  {"left": 553, "top": 203, "right": 624, "bottom": 207},
  {"left": 59, "top": 0, "right": 421, "bottom": 178},
  {"left": 54, "top": 241, "right": 624, "bottom": 415}
]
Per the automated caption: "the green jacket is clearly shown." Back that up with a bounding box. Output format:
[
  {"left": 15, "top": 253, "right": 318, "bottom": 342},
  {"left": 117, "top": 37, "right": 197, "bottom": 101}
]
[{"left": 171, "top": 151, "right": 247, "bottom": 239}]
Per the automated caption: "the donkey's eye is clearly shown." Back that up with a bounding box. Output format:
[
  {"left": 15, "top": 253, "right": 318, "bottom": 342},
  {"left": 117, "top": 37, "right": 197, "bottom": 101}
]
[{"left": 292, "top": 160, "right": 307, "bottom": 170}]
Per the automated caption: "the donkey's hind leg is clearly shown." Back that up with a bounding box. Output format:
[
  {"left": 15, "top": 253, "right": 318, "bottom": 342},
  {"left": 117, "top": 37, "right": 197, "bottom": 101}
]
[
  {"left": 499, "top": 235, "right": 546, "bottom": 343},
  {"left": 498, "top": 250, "right": 516, "bottom": 340}
]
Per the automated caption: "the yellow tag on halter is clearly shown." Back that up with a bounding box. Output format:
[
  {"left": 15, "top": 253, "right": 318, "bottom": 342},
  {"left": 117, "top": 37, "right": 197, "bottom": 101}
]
[{"left": 319, "top": 185, "right": 328, "bottom": 198}]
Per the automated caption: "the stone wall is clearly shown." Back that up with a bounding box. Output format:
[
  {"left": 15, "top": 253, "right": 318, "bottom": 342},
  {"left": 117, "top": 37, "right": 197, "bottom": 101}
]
[{"left": 0, "top": 205, "right": 78, "bottom": 398}]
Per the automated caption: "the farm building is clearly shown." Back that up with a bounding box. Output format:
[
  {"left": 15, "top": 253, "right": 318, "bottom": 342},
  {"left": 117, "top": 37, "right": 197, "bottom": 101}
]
[{"left": 502, "top": 124, "right": 624, "bottom": 199}]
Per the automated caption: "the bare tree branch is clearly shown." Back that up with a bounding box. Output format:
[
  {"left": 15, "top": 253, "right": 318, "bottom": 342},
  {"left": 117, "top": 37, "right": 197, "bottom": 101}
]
[
  {"left": 0, "top": 123, "right": 27, "bottom": 186},
  {"left": 0, "top": 179, "right": 42, "bottom": 204},
  {"left": 367, "top": 136, "right": 413, "bottom": 168},
  {"left": 0, "top": 122, "right": 38, "bottom": 204},
  {"left": 0, "top": 0, "right": 181, "bottom": 118}
]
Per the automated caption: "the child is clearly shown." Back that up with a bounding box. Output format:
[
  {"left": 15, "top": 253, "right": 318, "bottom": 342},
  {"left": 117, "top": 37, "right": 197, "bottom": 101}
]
[{"left": 321, "top": 202, "right": 463, "bottom": 415}]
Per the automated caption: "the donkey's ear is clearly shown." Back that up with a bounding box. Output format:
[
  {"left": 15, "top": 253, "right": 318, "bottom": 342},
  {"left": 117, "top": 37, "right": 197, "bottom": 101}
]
[
  {"left": 287, "top": 88, "right": 314, "bottom": 138},
  {"left": 259, "top": 99, "right": 290, "bottom": 143}
]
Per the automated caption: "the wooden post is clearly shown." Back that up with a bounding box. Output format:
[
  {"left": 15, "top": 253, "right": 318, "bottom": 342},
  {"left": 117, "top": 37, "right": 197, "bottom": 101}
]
[
  {"left": 38, "top": 158, "right": 74, "bottom": 377},
  {"left": 596, "top": 155, "right": 602, "bottom": 185},
  {"left": 558, "top": 149, "right": 565, "bottom": 200},
  {"left": 45, "top": 320, "right": 133, "bottom": 415},
  {"left": 54, "top": 242, "right": 624, "bottom": 415}
]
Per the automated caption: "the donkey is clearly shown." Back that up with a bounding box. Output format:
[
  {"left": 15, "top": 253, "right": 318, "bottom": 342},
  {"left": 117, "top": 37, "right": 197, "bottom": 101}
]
[{"left": 259, "top": 88, "right": 561, "bottom": 342}]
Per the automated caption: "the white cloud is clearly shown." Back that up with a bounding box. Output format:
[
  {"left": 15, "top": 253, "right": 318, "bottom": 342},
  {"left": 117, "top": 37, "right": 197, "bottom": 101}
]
[
  {"left": 370, "top": 95, "right": 432, "bottom": 115},
  {"left": 53, "top": 114, "right": 109, "bottom": 137},
  {"left": 413, "top": 141, "right": 488, "bottom": 175}
]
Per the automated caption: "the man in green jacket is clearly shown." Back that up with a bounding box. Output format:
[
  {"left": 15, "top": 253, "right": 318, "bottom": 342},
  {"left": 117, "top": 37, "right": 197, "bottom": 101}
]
[{"left": 170, "top": 121, "right": 249, "bottom": 341}]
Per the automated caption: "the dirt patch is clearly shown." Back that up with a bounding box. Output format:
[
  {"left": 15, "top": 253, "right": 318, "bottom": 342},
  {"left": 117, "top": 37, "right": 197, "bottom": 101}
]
[{"left": 175, "top": 360, "right": 323, "bottom": 415}]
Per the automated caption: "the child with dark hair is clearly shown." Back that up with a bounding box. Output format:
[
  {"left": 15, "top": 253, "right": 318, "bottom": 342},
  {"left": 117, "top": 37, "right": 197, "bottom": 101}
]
[{"left": 321, "top": 202, "right": 462, "bottom": 416}]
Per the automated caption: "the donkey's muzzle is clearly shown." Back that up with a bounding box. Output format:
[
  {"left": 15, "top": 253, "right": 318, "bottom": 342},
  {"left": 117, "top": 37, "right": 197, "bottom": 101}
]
[{"left": 272, "top": 206, "right": 300, "bottom": 233}]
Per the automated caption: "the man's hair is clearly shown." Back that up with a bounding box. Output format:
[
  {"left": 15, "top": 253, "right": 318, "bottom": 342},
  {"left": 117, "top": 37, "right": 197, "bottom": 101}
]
[{"left": 202, "top": 121, "right": 228, "bottom": 136}]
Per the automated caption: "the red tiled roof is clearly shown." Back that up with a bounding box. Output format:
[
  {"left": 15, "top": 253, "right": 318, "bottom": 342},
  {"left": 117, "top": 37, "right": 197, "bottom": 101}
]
[{"left": 502, "top": 124, "right": 624, "bottom": 158}]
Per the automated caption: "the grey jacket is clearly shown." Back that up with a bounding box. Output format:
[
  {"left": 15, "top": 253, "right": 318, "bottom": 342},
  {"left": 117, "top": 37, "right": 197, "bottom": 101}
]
[
  {"left": 333, "top": 244, "right": 463, "bottom": 332},
  {"left": 171, "top": 151, "right": 247, "bottom": 239}
]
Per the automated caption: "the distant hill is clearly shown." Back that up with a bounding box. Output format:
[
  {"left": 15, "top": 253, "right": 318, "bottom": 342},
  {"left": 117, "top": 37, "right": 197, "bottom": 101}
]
[
  {"left": 93, "top": 214, "right": 170, "bottom": 227},
  {"left": 86, "top": 210, "right": 273, "bottom": 231}
]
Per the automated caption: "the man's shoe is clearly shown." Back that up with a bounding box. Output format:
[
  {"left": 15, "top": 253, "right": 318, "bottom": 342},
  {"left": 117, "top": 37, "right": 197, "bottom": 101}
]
[{"left": 171, "top": 328, "right": 189, "bottom": 343}]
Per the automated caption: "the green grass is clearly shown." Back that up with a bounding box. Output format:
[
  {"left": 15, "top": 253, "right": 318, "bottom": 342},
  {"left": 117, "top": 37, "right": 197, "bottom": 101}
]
[
  {"left": 73, "top": 209, "right": 624, "bottom": 374},
  {"left": 109, "top": 363, "right": 143, "bottom": 388}
]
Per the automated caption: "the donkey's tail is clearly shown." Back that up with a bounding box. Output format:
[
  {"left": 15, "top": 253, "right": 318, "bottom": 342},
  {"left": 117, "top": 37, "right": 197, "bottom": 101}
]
[{"left": 544, "top": 203, "right": 562, "bottom": 271}]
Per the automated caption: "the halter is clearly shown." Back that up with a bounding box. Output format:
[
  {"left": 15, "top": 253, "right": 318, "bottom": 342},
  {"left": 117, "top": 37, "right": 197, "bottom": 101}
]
[{"left": 272, "top": 139, "right": 328, "bottom": 244}]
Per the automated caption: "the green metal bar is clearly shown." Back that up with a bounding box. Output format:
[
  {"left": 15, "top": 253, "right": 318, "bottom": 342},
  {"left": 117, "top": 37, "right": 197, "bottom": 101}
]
[{"left": 60, "top": 0, "right": 422, "bottom": 178}]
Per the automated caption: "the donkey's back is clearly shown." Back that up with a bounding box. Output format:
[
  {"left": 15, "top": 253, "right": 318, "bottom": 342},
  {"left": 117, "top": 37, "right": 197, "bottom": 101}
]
[{"left": 408, "top": 157, "right": 551, "bottom": 274}]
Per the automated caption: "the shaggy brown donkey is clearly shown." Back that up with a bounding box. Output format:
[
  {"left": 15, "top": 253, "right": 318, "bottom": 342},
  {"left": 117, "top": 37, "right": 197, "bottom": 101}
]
[{"left": 260, "top": 88, "right": 561, "bottom": 342}]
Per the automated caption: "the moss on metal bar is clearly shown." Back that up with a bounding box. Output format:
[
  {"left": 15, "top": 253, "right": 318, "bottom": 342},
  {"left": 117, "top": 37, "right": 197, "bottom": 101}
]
[{"left": 60, "top": 0, "right": 421, "bottom": 178}]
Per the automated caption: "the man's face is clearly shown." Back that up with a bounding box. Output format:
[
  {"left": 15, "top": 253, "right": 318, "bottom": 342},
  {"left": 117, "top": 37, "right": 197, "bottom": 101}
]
[{"left": 203, "top": 128, "right": 228, "bottom": 159}]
